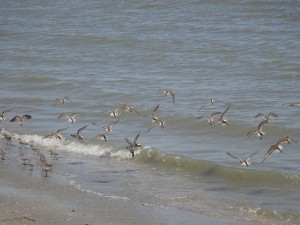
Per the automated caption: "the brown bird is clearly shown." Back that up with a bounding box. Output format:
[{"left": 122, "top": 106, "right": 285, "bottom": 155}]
[
  {"left": 54, "top": 96, "right": 73, "bottom": 105},
  {"left": 227, "top": 150, "right": 258, "bottom": 167},
  {"left": 44, "top": 127, "right": 69, "bottom": 140},
  {"left": 0, "top": 109, "right": 12, "bottom": 122},
  {"left": 58, "top": 113, "right": 82, "bottom": 124},
  {"left": 198, "top": 99, "right": 225, "bottom": 112},
  {"left": 41, "top": 163, "right": 51, "bottom": 177},
  {"left": 71, "top": 125, "right": 87, "bottom": 143},
  {"left": 261, "top": 136, "right": 297, "bottom": 163},
  {"left": 161, "top": 89, "right": 176, "bottom": 104},
  {"left": 261, "top": 143, "right": 283, "bottom": 163},
  {"left": 247, "top": 120, "right": 267, "bottom": 140},
  {"left": 10, "top": 115, "right": 32, "bottom": 126},
  {"left": 196, "top": 111, "right": 222, "bottom": 125},
  {"left": 20, "top": 152, "right": 29, "bottom": 165},
  {"left": 0, "top": 148, "right": 5, "bottom": 160},
  {"left": 255, "top": 112, "right": 278, "bottom": 123},
  {"left": 0, "top": 129, "right": 13, "bottom": 144},
  {"left": 145, "top": 104, "right": 165, "bottom": 133},
  {"left": 91, "top": 133, "right": 109, "bottom": 142},
  {"left": 125, "top": 132, "right": 142, "bottom": 157},
  {"left": 218, "top": 104, "right": 231, "bottom": 126},
  {"left": 93, "top": 119, "right": 119, "bottom": 133}
]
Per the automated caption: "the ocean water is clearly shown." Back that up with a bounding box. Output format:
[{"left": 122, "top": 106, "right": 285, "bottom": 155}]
[{"left": 1, "top": 0, "right": 300, "bottom": 224}]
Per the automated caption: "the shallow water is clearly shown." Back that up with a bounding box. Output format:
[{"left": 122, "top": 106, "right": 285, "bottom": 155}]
[{"left": 1, "top": 0, "right": 300, "bottom": 224}]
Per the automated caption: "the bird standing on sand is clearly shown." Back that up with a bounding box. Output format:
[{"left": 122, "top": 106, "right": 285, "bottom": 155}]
[
  {"left": 41, "top": 163, "right": 51, "bottom": 177},
  {"left": 0, "top": 129, "right": 13, "bottom": 144},
  {"left": 0, "top": 149, "right": 5, "bottom": 160},
  {"left": 10, "top": 115, "right": 32, "bottom": 126},
  {"left": 20, "top": 152, "right": 29, "bottom": 165}
]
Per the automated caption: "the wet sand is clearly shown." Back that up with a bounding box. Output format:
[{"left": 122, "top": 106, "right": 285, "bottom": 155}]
[{"left": 0, "top": 144, "right": 264, "bottom": 225}]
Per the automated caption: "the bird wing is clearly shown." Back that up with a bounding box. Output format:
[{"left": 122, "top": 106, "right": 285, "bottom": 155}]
[
  {"left": 10, "top": 116, "right": 19, "bottom": 122},
  {"left": 226, "top": 152, "right": 242, "bottom": 161}
]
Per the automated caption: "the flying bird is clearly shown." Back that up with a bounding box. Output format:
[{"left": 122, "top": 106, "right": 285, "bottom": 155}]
[
  {"left": 161, "top": 89, "right": 176, "bottom": 104},
  {"left": 246, "top": 120, "right": 267, "bottom": 140},
  {"left": 196, "top": 111, "right": 222, "bottom": 125},
  {"left": 227, "top": 150, "right": 258, "bottom": 167},
  {"left": 93, "top": 118, "right": 120, "bottom": 133},
  {"left": 10, "top": 114, "right": 32, "bottom": 126},
  {"left": 71, "top": 125, "right": 88, "bottom": 143},
  {"left": 58, "top": 113, "right": 82, "bottom": 124},
  {"left": 125, "top": 132, "right": 142, "bottom": 157},
  {"left": 0, "top": 109, "right": 12, "bottom": 121},
  {"left": 198, "top": 99, "right": 225, "bottom": 112},
  {"left": 54, "top": 96, "right": 73, "bottom": 105}
]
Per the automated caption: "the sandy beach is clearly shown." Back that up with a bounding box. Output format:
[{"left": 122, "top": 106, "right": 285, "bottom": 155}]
[{"left": 0, "top": 142, "right": 267, "bottom": 225}]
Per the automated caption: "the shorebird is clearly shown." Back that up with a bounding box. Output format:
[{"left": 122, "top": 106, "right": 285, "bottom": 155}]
[
  {"left": 0, "top": 149, "right": 5, "bottom": 160},
  {"left": 218, "top": 104, "right": 231, "bottom": 126},
  {"left": 16, "top": 138, "right": 30, "bottom": 149},
  {"left": 198, "top": 99, "right": 225, "bottom": 112},
  {"left": 282, "top": 102, "right": 300, "bottom": 106},
  {"left": 108, "top": 106, "right": 122, "bottom": 118},
  {"left": 43, "top": 127, "right": 69, "bottom": 140},
  {"left": 48, "top": 148, "right": 59, "bottom": 160},
  {"left": 145, "top": 104, "right": 165, "bottom": 133},
  {"left": 27, "top": 158, "right": 34, "bottom": 170},
  {"left": 276, "top": 136, "right": 297, "bottom": 146},
  {"left": 91, "top": 133, "right": 109, "bottom": 142},
  {"left": 246, "top": 120, "right": 267, "bottom": 140},
  {"left": 10, "top": 114, "right": 32, "bottom": 126},
  {"left": 0, "top": 109, "right": 12, "bottom": 122},
  {"left": 71, "top": 125, "right": 87, "bottom": 143},
  {"left": 58, "top": 113, "right": 82, "bottom": 124},
  {"left": 54, "top": 96, "right": 72, "bottom": 105},
  {"left": 146, "top": 119, "right": 165, "bottom": 133},
  {"left": 125, "top": 132, "right": 142, "bottom": 157},
  {"left": 227, "top": 150, "right": 258, "bottom": 167},
  {"left": 41, "top": 163, "right": 51, "bottom": 177},
  {"left": 20, "top": 152, "right": 29, "bottom": 165},
  {"left": 261, "top": 136, "right": 297, "bottom": 163},
  {"left": 120, "top": 104, "right": 144, "bottom": 116},
  {"left": 261, "top": 143, "right": 283, "bottom": 163},
  {"left": 196, "top": 111, "right": 222, "bottom": 125},
  {"left": 93, "top": 118, "right": 119, "bottom": 133},
  {"left": 0, "top": 129, "right": 13, "bottom": 144},
  {"left": 255, "top": 112, "right": 278, "bottom": 123},
  {"left": 161, "top": 89, "right": 175, "bottom": 104}
]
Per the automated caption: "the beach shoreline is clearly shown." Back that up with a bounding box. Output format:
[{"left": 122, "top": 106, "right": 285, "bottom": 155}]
[{"left": 0, "top": 145, "right": 264, "bottom": 225}]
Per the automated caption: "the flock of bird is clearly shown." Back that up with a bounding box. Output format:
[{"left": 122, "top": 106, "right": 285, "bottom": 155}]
[{"left": 0, "top": 89, "right": 299, "bottom": 178}]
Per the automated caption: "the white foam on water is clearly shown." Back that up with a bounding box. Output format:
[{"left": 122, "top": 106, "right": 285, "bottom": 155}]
[{"left": 15, "top": 133, "right": 133, "bottom": 159}]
